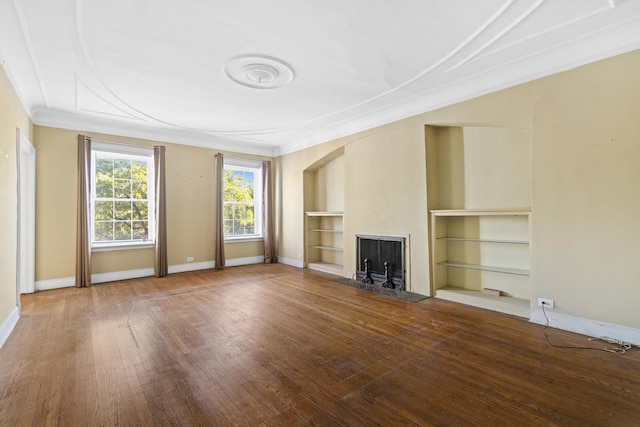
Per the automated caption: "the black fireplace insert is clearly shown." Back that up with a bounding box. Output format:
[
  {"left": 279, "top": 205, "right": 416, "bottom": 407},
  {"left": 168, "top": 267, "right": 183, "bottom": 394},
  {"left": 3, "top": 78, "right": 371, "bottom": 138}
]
[{"left": 355, "top": 235, "right": 405, "bottom": 291}]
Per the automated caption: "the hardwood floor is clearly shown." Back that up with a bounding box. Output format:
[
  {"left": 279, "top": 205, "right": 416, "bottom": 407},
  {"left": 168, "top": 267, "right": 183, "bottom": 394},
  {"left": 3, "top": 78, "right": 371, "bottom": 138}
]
[{"left": 1, "top": 264, "right": 639, "bottom": 426}]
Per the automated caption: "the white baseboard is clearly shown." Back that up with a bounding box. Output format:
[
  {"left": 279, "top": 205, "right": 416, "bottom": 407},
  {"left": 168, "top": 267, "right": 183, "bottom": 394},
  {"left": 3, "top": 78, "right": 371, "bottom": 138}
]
[
  {"left": 33, "top": 258, "right": 265, "bottom": 291},
  {"left": 0, "top": 306, "right": 20, "bottom": 349},
  {"left": 92, "top": 268, "right": 155, "bottom": 284},
  {"left": 530, "top": 308, "right": 640, "bottom": 346},
  {"left": 169, "top": 260, "right": 216, "bottom": 274},
  {"left": 277, "top": 256, "right": 304, "bottom": 269},
  {"left": 226, "top": 256, "right": 264, "bottom": 267},
  {"left": 36, "top": 268, "right": 155, "bottom": 290},
  {"left": 36, "top": 276, "right": 75, "bottom": 291}
]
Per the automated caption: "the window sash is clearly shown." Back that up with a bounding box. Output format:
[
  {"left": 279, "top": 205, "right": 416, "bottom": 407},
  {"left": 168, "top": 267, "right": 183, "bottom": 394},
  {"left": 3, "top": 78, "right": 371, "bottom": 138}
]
[
  {"left": 90, "top": 146, "right": 155, "bottom": 247},
  {"left": 223, "top": 160, "right": 262, "bottom": 240}
]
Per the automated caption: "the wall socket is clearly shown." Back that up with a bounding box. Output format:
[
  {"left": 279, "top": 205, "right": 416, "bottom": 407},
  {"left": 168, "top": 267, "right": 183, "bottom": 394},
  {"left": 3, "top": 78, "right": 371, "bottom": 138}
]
[
  {"left": 187, "top": 256, "right": 194, "bottom": 262},
  {"left": 538, "top": 298, "right": 555, "bottom": 308}
]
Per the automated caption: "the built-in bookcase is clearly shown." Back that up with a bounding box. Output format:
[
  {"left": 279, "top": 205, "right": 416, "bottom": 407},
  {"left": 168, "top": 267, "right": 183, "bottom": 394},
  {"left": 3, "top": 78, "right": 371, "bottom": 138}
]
[
  {"left": 303, "top": 147, "right": 345, "bottom": 276},
  {"left": 426, "top": 125, "right": 532, "bottom": 317},
  {"left": 305, "top": 211, "right": 343, "bottom": 275},
  {"left": 430, "top": 209, "right": 530, "bottom": 317}
]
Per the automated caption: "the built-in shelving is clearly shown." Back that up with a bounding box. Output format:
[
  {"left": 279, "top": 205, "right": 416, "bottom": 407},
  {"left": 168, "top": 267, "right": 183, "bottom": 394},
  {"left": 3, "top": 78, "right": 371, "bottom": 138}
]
[
  {"left": 305, "top": 212, "right": 344, "bottom": 275},
  {"left": 430, "top": 209, "right": 531, "bottom": 318},
  {"left": 437, "top": 262, "right": 529, "bottom": 276},
  {"left": 437, "top": 237, "right": 528, "bottom": 245},
  {"left": 435, "top": 286, "right": 530, "bottom": 318}
]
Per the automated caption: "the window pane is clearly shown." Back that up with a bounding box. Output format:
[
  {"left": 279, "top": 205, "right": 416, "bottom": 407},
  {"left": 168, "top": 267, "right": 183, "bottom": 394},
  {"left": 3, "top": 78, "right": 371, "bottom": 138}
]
[
  {"left": 132, "top": 221, "right": 148, "bottom": 240},
  {"left": 114, "top": 159, "right": 131, "bottom": 179},
  {"left": 95, "top": 159, "right": 114, "bottom": 198},
  {"left": 96, "top": 157, "right": 113, "bottom": 175},
  {"left": 95, "top": 201, "right": 113, "bottom": 221},
  {"left": 95, "top": 221, "right": 114, "bottom": 241},
  {"left": 224, "top": 219, "right": 235, "bottom": 236},
  {"left": 131, "top": 160, "right": 147, "bottom": 180},
  {"left": 114, "top": 179, "right": 131, "bottom": 199},
  {"left": 114, "top": 201, "right": 132, "bottom": 221},
  {"left": 132, "top": 201, "right": 148, "bottom": 220},
  {"left": 132, "top": 180, "right": 147, "bottom": 199},
  {"left": 96, "top": 175, "right": 113, "bottom": 198},
  {"left": 115, "top": 222, "right": 132, "bottom": 240}
]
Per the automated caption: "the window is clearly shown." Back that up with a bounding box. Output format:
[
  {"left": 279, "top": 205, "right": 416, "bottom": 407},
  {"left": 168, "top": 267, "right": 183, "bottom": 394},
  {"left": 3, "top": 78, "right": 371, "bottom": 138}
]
[
  {"left": 90, "top": 142, "right": 155, "bottom": 247},
  {"left": 223, "top": 159, "right": 262, "bottom": 240}
]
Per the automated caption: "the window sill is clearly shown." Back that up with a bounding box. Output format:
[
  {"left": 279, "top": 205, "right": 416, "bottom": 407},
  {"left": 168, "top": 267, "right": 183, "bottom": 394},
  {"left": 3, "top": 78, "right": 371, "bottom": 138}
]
[
  {"left": 91, "top": 242, "right": 155, "bottom": 252},
  {"left": 224, "top": 237, "right": 264, "bottom": 244}
]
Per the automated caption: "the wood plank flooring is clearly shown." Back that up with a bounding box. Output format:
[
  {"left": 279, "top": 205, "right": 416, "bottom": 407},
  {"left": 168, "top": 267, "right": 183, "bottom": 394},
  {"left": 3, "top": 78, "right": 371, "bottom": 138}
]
[{"left": 1, "top": 263, "right": 639, "bottom": 426}]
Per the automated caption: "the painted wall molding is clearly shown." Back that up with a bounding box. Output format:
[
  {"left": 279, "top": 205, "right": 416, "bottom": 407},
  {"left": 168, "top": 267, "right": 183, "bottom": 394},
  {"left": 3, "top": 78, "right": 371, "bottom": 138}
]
[
  {"left": 168, "top": 260, "right": 215, "bottom": 274},
  {"left": 0, "top": 306, "right": 20, "bottom": 349},
  {"left": 530, "top": 308, "right": 640, "bottom": 347},
  {"left": 225, "top": 256, "right": 265, "bottom": 267},
  {"left": 277, "top": 256, "right": 304, "bottom": 269},
  {"left": 36, "top": 276, "right": 75, "bottom": 291},
  {"left": 34, "top": 257, "right": 270, "bottom": 291}
]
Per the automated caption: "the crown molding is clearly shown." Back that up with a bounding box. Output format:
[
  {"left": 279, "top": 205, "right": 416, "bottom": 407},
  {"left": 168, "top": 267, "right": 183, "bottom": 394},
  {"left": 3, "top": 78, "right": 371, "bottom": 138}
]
[
  {"left": 274, "top": 18, "right": 640, "bottom": 156},
  {"left": 33, "top": 109, "right": 278, "bottom": 157}
]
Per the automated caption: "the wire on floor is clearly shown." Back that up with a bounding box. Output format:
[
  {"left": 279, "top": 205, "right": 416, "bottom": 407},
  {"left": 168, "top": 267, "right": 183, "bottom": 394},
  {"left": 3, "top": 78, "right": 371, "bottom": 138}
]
[{"left": 541, "top": 304, "right": 632, "bottom": 354}]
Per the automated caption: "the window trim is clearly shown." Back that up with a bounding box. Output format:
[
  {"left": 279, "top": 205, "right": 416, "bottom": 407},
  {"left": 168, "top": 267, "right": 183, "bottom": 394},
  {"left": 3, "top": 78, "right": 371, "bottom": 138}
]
[
  {"left": 223, "top": 158, "right": 263, "bottom": 242},
  {"left": 90, "top": 142, "right": 156, "bottom": 250}
]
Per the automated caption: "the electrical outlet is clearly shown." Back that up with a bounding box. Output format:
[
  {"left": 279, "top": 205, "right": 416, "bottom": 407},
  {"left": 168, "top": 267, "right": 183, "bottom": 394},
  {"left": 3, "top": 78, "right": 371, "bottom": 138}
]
[
  {"left": 538, "top": 298, "right": 554, "bottom": 308},
  {"left": 187, "top": 256, "right": 194, "bottom": 262}
]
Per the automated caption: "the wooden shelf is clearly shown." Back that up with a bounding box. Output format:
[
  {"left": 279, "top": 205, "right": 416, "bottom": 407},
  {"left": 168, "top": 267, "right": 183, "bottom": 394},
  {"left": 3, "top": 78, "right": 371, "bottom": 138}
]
[
  {"left": 430, "top": 209, "right": 531, "bottom": 318},
  {"left": 430, "top": 209, "right": 530, "bottom": 217},
  {"left": 436, "top": 286, "right": 530, "bottom": 318},
  {"left": 306, "top": 211, "right": 344, "bottom": 217},
  {"left": 305, "top": 212, "right": 344, "bottom": 273},
  {"left": 311, "top": 245, "right": 343, "bottom": 252},
  {"left": 310, "top": 229, "right": 343, "bottom": 233},
  {"left": 437, "top": 237, "right": 529, "bottom": 244},
  {"left": 438, "top": 262, "right": 529, "bottom": 276}
]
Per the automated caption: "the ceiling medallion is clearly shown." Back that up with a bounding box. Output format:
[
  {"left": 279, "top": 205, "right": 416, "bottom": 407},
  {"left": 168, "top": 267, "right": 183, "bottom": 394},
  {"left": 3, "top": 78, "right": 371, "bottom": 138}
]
[{"left": 224, "top": 54, "right": 295, "bottom": 89}]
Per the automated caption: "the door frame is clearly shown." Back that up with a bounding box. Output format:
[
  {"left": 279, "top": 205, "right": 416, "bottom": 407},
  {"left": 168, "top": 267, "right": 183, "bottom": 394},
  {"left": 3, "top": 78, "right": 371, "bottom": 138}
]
[{"left": 16, "top": 129, "right": 36, "bottom": 298}]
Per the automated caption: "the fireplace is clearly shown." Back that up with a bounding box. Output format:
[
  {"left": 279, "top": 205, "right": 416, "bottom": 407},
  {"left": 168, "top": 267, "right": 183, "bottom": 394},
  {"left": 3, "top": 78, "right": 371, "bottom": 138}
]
[{"left": 355, "top": 235, "right": 406, "bottom": 291}]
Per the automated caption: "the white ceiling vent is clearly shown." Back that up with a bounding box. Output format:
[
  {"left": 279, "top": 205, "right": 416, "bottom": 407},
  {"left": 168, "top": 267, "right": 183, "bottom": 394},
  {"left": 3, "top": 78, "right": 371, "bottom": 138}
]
[{"left": 224, "top": 54, "right": 295, "bottom": 89}]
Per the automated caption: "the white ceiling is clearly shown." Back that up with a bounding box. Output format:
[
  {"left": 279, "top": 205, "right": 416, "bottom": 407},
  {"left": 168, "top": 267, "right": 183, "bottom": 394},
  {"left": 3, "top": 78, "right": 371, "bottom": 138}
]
[{"left": 1, "top": 0, "right": 640, "bottom": 156}]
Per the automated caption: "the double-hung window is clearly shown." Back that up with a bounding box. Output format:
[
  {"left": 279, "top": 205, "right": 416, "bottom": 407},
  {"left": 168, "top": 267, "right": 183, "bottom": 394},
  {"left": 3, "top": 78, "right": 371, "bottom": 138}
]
[
  {"left": 223, "top": 159, "right": 263, "bottom": 240},
  {"left": 90, "top": 142, "right": 155, "bottom": 248}
]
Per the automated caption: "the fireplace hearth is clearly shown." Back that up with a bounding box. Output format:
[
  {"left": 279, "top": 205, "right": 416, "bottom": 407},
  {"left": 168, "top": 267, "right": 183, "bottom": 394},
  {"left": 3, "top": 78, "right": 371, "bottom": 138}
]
[{"left": 355, "top": 235, "right": 405, "bottom": 291}]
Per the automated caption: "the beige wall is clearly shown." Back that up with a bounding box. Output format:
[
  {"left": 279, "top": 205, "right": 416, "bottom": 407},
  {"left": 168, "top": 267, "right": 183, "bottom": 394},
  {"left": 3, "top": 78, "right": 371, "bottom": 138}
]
[
  {"left": 343, "top": 124, "right": 429, "bottom": 293},
  {"left": 279, "top": 49, "right": 640, "bottom": 328},
  {"left": 531, "top": 51, "right": 640, "bottom": 327},
  {"left": 33, "top": 126, "right": 271, "bottom": 282},
  {"left": 0, "top": 66, "right": 32, "bottom": 324},
  {"left": 313, "top": 155, "right": 344, "bottom": 213},
  {"left": 462, "top": 127, "right": 531, "bottom": 209}
]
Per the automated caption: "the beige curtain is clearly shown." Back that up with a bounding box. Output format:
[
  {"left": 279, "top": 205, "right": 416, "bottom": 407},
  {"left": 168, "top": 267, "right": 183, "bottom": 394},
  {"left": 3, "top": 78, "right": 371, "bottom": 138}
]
[
  {"left": 154, "top": 146, "right": 168, "bottom": 277},
  {"left": 76, "top": 135, "right": 92, "bottom": 287},
  {"left": 262, "top": 161, "right": 277, "bottom": 263},
  {"left": 214, "top": 153, "right": 225, "bottom": 268}
]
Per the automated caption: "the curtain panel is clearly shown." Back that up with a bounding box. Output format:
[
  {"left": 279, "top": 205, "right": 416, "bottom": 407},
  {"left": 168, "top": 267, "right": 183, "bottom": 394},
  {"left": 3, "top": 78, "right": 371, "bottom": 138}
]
[
  {"left": 154, "top": 146, "right": 168, "bottom": 277},
  {"left": 214, "top": 153, "right": 225, "bottom": 268},
  {"left": 262, "top": 161, "right": 277, "bottom": 263},
  {"left": 76, "top": 135, "right": 92, "bottom": 287}
]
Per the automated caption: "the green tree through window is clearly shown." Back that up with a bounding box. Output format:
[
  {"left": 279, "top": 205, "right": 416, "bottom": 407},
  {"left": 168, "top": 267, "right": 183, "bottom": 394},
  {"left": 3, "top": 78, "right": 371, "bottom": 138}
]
[
  {"left": 223, "top": 162, "right": 262, "bottom": 238},
  {"left": 92, "top": 147, "right": 154, "bottom": 245}
]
